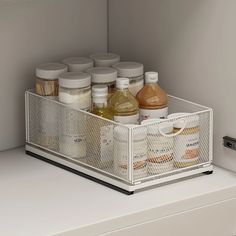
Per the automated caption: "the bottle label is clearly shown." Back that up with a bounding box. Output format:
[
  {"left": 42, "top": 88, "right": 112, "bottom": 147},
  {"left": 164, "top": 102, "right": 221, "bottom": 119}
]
[
  {"left": 114, "top": 113, "right": 139, "bottom": 124},
  {"left": 100, "top": 125, "right": 114, "bottom": 162},
  {"left": 174, "top": 133, "right": 199, "bottom": 163},
  {"left": 139, "top": 107, "right": 168, "bottom": 121}
]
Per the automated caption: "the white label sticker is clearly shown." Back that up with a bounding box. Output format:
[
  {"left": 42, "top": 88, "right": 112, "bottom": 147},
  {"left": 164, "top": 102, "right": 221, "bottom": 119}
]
[
  {"left": 114, "top": 113, "right": 139, "bottom": 125},
  {"left": 174, "top": 133, "right": 199, "bottom": 163},
  {"left": 140, "top": 107, "right": 168, "bottom": 121}
]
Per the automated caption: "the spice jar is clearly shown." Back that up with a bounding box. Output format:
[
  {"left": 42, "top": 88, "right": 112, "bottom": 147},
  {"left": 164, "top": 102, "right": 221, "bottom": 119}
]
[
  {"left": 113, "top": 62, "right": 144, "bottom": 96},
  {"left": 62, "top": 57, "right": 94, "bottom": 72},
  {"left": 90, "top": 53, "right": 120, "bottom": 67},
  {"left": 35, "top": 62, "right": 68, "bottom": 150},
  {"left": 114, "top": 125, "right": 147, "bottom": 180},
  {"left": 142, "top": 119, "right": 174, "bottom": 174},
  {"left": 59, "top": 72, "right": 91, "bottom": 159},
  {"left": 86, "top": 67, "right": 117, "bottom": 98},
  {"left": 167, "top": 113, "right": 199, "bottom": 168}
]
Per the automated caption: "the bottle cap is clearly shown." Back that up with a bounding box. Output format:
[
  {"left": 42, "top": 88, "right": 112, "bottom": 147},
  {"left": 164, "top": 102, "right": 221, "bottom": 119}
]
[
  {"left": 167, "top": 113, "right": 199, "bottom": 128},
  {"left": 62, "top": 57, "right": 94, "bottom": 72},
  {"left": 116, "top": 77, "right": 129, "bottom": 89},
  {"left": 86, "top": 67, "right": 117, "bottom": 83},
  {"left": 59, "top": 72, "right": 91, "bottom": 89},
  {"left": 90, "top": 53, "right": 120, "bottom": 67},
  {"left": 145, "top": 71, "right": 158, "bottom": 84},
  {"left": 141, "top": 119, "right": 173, "bottom": 135},
  {"left": 92, "top": 85, "right": 108, "bottom": 97},
  {"left": 113, "top": 62, "right": 144, "bottom": 78},
  {"left": 36, "top": 63, "right": 68, "bottom": 80}
]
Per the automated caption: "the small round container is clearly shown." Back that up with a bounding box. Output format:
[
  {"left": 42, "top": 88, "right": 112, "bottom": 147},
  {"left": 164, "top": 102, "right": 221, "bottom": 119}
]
[
  {"left": 114, "top": 125, "right": 147, "bottom": 180},
  {"left": 113, "top": 62, "right": 144, "bottom": 96},
  {"left": 36, "top": 62, "right": 68, "bottom": 96},
  {"left": 167, "top": 113, "right": 200, "bottom": 168},
  {"left": 62, "top": 57, "right": 94, "bottom": 72},
  {"left": 87, "top": 67, "right": 117, "bottom": 98},
  {"left": 141, "top": 119, "right": 174, "bottom": 174},
  {"left": 90, "top": 53, "right": 120, "bottom": 67},
  {"left": 59, "top": 72, "right": 91, "bottom": 110}
]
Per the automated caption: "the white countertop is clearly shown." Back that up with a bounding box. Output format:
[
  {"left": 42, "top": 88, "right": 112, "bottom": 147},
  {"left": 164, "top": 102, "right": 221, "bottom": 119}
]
[{"left": 0, "top": 148, "right": 236, "bottom": 236}]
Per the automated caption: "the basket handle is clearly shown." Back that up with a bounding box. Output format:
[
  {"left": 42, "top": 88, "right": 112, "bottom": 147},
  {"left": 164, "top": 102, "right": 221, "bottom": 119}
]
[{"left": 158, "top": 120, "right": 187, "bottom": 138}]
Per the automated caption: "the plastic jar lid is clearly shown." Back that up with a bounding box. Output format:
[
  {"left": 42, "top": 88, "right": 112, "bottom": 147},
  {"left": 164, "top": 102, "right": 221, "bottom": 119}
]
[
  {"left": 62, "top": 57, "right": 94, "bottom": 72},
  {"left": 92, "top": 85, "right": 108, "bottom": 97},
  {"left": 90, "top": 53, "right": 120, "bottom": 67},
  {"left": 36, "top": 63, "right": 68, "bottom": 80},
  {"left": 114, "top": 125, "right": 147, "bottom": 141},
  {"left": 167, "top": 113, "right": 199, "bottom": 128},
  {"left": 86, "top": 67, "right": 117, "bottom": 83},
  {"left": 116, "top": 77, "right": 129, "bottom": 89},
  {"left": 113, "top": 62, "right": 144, "bottom": 78},
  {"left": 141, "top": 119, "right": 173, "bottom": 135},
  {"left": 59, "top": 72, "right": 91, "bottom": 89}
]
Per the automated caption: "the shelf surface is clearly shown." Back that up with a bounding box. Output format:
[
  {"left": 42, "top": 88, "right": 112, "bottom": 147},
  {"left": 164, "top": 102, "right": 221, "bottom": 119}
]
[{"left": 0, "top": 148, "right": 236, "bottom": 236}]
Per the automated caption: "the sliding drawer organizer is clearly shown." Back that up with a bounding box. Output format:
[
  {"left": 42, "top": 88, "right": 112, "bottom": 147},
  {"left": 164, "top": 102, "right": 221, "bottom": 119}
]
[{"left": 25, "top": 90, "right": 213, "bottom": 194}]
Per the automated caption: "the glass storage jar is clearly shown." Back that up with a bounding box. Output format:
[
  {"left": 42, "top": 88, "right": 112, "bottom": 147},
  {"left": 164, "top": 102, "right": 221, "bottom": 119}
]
[
  {"left": 86, "top": 67, "right": 117, "bottom": 98},
  {"left": 58, "top": 72, "right": 91, "bottom": 159},
  {"left": 62, "top": 57, "right": 94, "bottom": 72},
  {"left": 90, "top": 53, "right": 120, "bottom": 67},
  {"left": 113, "top": 61, "right": 144, "bottom": 96}
]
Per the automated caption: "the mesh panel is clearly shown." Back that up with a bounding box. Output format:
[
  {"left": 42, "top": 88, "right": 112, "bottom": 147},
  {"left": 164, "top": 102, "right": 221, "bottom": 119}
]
[{"left": 26, "top": 91, "right": 212, "bottom": 184}]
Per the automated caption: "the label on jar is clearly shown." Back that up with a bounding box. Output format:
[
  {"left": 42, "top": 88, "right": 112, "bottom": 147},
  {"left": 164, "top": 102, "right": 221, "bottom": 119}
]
[
  {"left": 100, "top": 125, "right": 113, "bottom": 162},
  {"left": 114, "top": 114, "right": 139, "bottom": 125},
  {"left": 174, "top": 132, "right": 199, "bottom": 163},
  {"left": 140, "top": 107, "right": 168, "bottom": 121},
  {"left": 59, "top": 134, "right": 86, "bottom": 158}
]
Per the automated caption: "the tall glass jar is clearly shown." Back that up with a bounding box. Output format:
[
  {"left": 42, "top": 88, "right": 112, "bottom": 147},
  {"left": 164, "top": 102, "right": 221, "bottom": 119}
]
[
  {"left": 113, "top": 61, "right": 144, "bottom": 96},
  {"left": 62, "top": 57, "right": 94, "bottom": 72},
  {"left": 58, "top": 72, "right": 91, "bottom": 159},
  {"left": 86, "top": 67, "right": 117, "bottom": 99},
  {"left": 35, "top": 62, "right": 68, "bottom": 151}
]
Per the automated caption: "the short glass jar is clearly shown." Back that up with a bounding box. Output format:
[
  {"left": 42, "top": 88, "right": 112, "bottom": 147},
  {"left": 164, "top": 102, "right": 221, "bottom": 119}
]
[
  {"left": 58, "top": 72, "right": 91, "bottom": 159},
  {"left": 86, "top": 67, "right": 117, "bottom": 98},
  {"left": 112, "top": 62, "right": 144, "bottom": 96},
  {"left": 90, "top": 53, "right": 120, "bottom": 67},
  {"left": 62, "top": 57, "right": 94, "bottom": 72}
]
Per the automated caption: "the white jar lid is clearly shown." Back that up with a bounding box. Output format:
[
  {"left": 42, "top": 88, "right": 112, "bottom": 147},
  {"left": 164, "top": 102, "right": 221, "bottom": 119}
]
[
  {"left": 87, "top": 67, "right": 117, "bottom": 83},
  {"left": 145, "top": 71, "right": 158, "bottom": 83},
  {"left": 116, "top": 77, "right": 129, "bottom": 89},
  {"left": 113, "top": 62, "right": 144, "bottom": 78},
  {"left": 36, "top": 63, "right": 68, "bottom": 80},
  {"left": 62, "top": 57, "right": 94, "bottom": 72},
  {"left": 59, "top": 72, "right": 91, "bottom": 89},
  {"left": 92, "top": 85, "right": 108, "bottom": 97},
  {"left": 114, "top": 125, "right": 147, "bottom": 141},
  {"left": 141, "top": 119, "right": 173, "bottom": 135},
  {"left": 90, "top": 53, "right": 120, "bottom": 67},
  {"left": 167, "top": 113, "right": 199, "bottom": 128}
]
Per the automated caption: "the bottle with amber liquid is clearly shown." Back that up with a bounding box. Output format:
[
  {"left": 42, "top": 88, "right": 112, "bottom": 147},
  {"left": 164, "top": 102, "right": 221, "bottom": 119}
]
[
  {"left": 136, "top": 72, "right": 168, "bottom": 121},
  {"left": 108, "top": 78, "right": 139, "bottom": 125}
]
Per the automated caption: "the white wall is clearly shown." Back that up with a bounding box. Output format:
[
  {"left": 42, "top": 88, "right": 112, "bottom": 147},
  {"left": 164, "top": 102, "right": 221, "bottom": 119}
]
[
  {"left": 0, "top": 0, "right": 107, "bottom": 151},
  {"left": 109, "top": 0, "right": 236, "bottom": 172}
]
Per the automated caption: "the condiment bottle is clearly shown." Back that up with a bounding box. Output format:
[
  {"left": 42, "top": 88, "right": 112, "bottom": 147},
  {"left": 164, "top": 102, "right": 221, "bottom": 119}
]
[
  {"left": 108, "top": 78, "right": 139, "bottom": 125},
  {"left": 112, "top": 62, "right": 144, "bottom": 96},
  {"left": 114, "top": 125, "right": 148, "bottom": 180},
  {"left": 86, "top": 67, "right": 117, "bottom": 98},
  {"left": 90, "top": 53, "right": 120, "bottom": 67},
  {"left": 62, "top": 57, "right": 94, "bottom": 72},
  {"left": 35, "top": 62, "right": 68, "bottom": 150},
  {"left": 58, "top": 72, "right": 91, "bottom": 159},
  {"left": 87, "top": 85, "right": 113, "bottom": 168},
  {"left": 141, "top": 119, "right": 174, "bottom": 174},
  {"left": 136, "top": 72, "right": 168, "bottom": 121},
  {"left": 167, "top": 113, "right": 199, "bottom": 168}
]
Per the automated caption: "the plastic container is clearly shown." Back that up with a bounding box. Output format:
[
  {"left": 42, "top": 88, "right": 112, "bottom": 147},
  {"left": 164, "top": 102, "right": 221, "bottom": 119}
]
[
  {"left": 90, "top": 53, "right": 120, "bottom": 67},
  {"left": 62, "top": 57, "right": 94, "bottom": 72},
  {"left": 113, "top": 61, "right": 144, "bottom": 96},
  {"left": 58, "top": 72, "right": 91, "bottom": 159},
  {"left": 86, "top": 67, "right": 117, "bottom": 98},
  {"left": 136, "top": 72, "right": 168, "bottom": 121},
  {"left": 167, "top": 113, "right": 199, "bottom": 168}
]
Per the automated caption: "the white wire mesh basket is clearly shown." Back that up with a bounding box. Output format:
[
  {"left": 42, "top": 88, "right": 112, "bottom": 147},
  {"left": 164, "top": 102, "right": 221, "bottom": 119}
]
[{"left": 25, "top": 90, "right": 213, "bottom": 194}]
